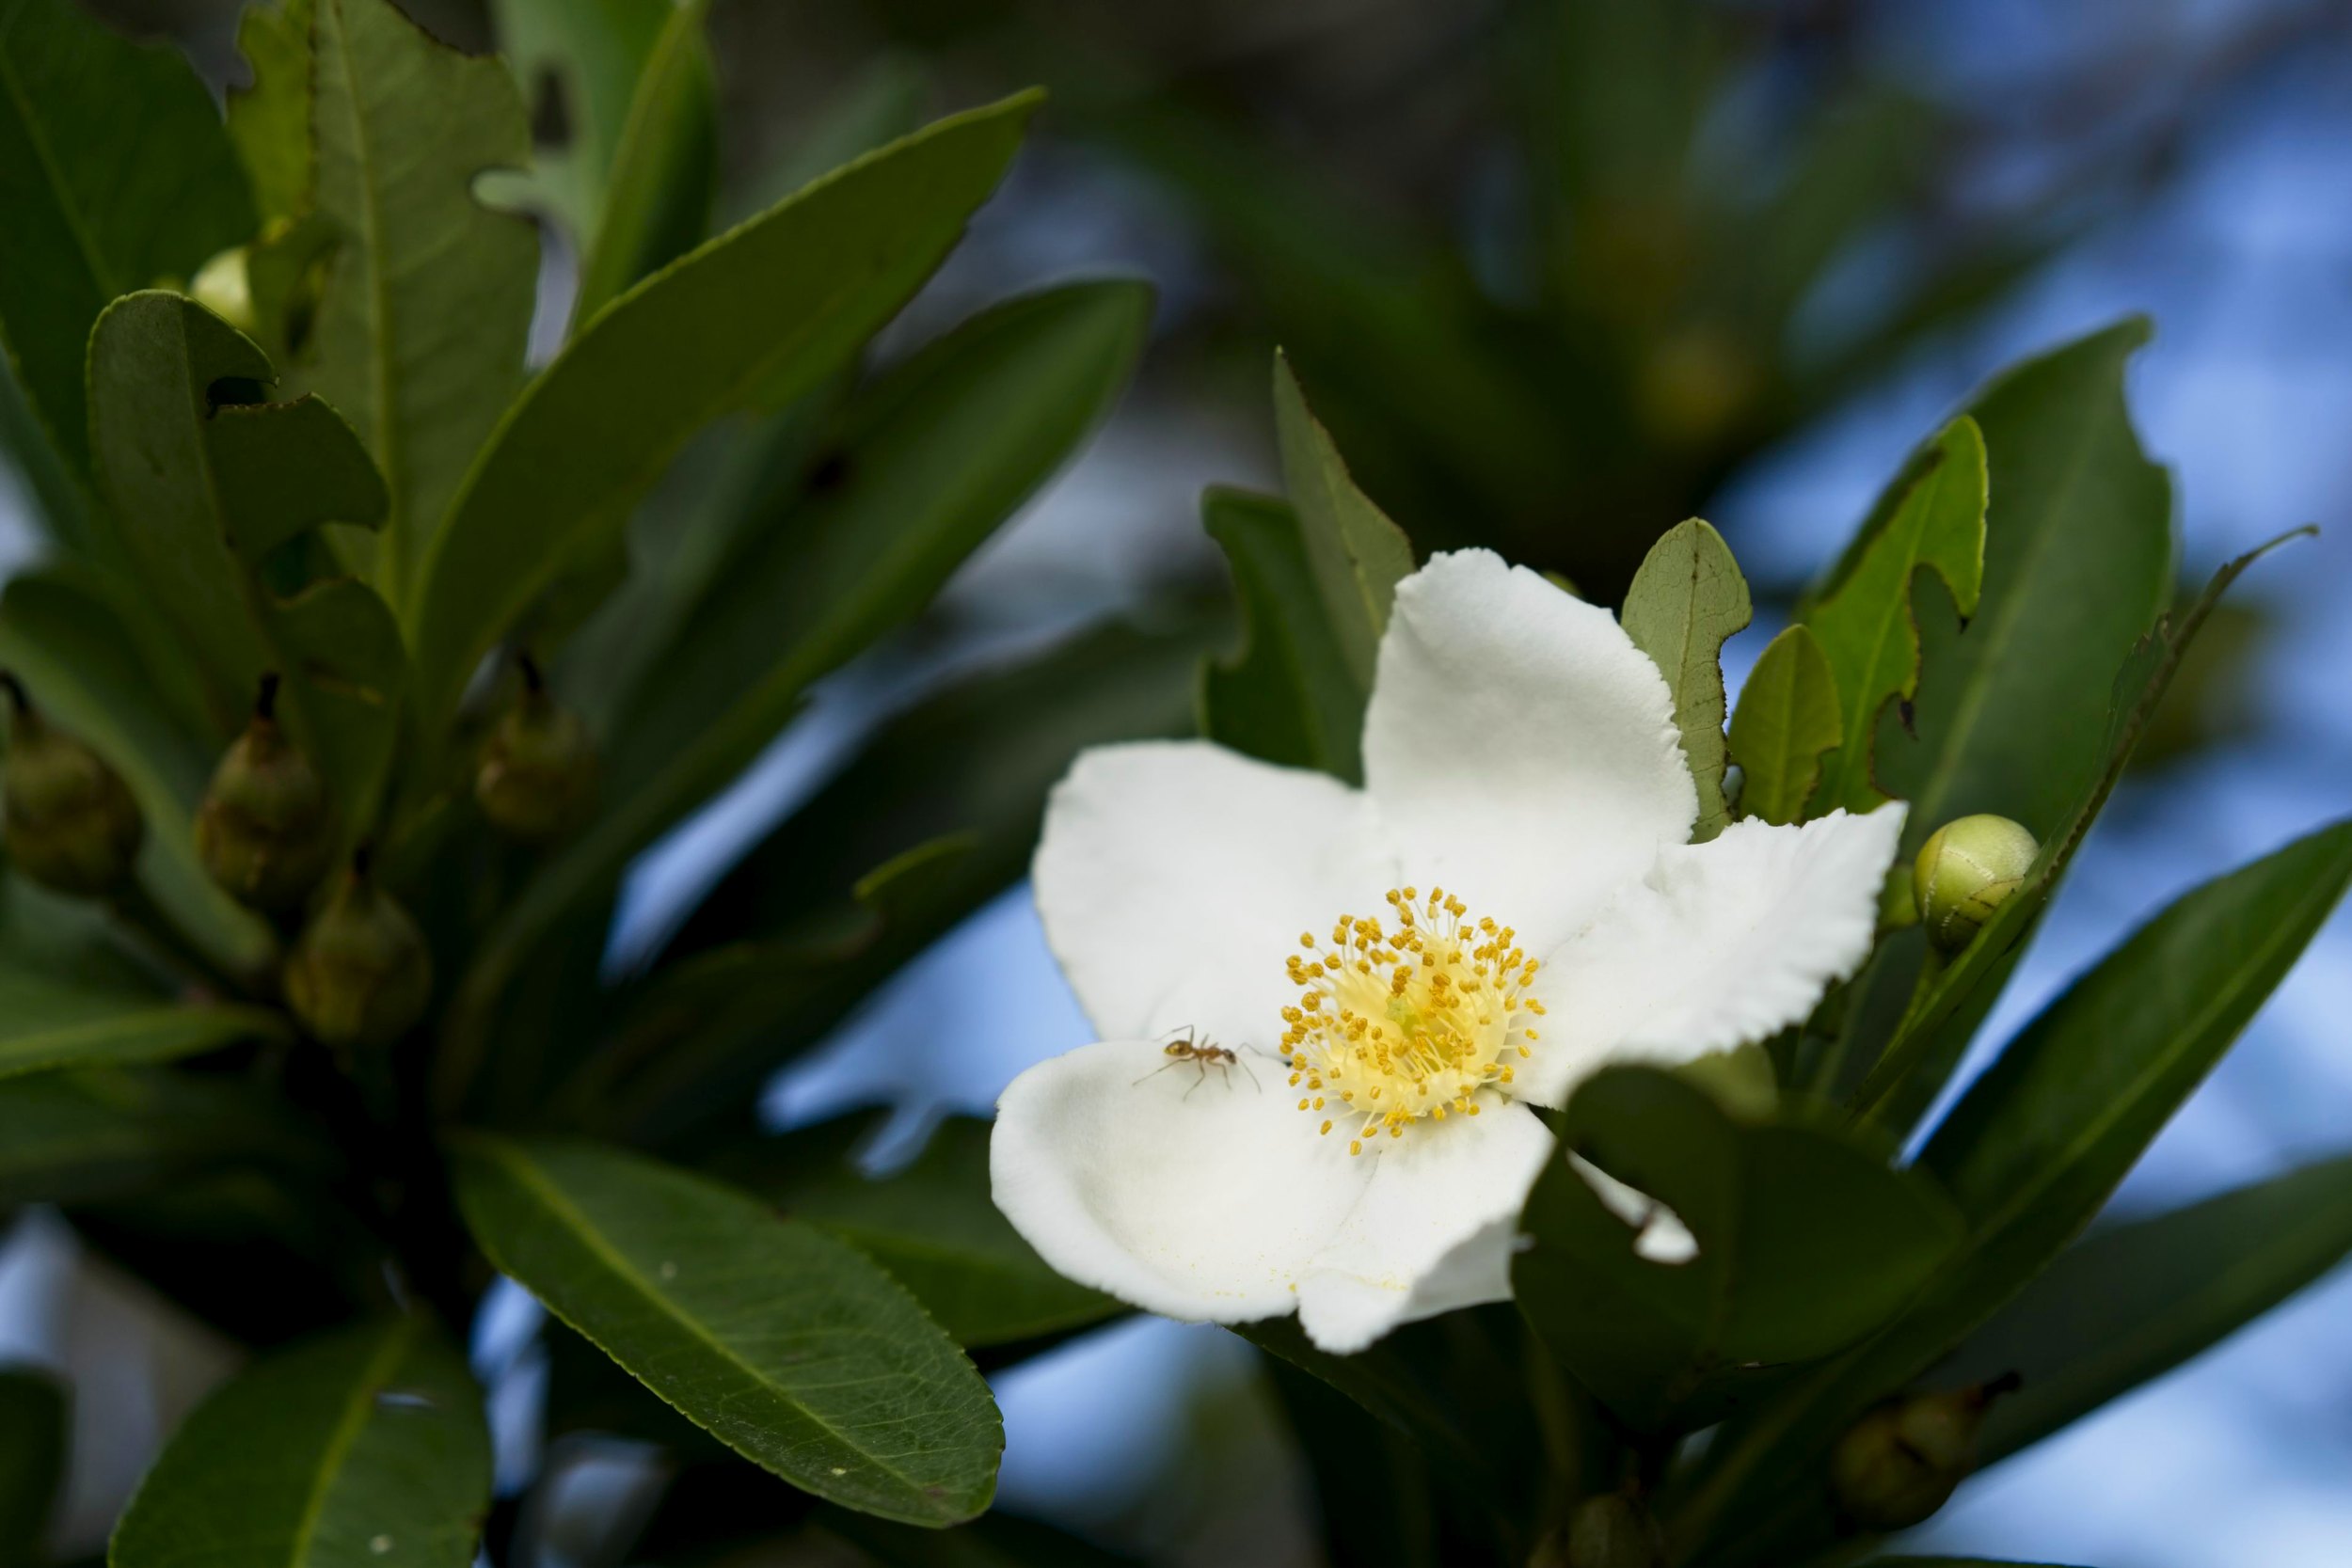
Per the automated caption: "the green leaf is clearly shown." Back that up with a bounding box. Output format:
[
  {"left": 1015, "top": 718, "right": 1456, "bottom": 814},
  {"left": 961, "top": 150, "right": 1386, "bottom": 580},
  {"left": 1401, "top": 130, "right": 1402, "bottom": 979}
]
[
  {"left": 87, "top": 291, "right": 404, "bottom": 824},
  {"left": 1914, "top": 817, "right": 2352, "bottom": 1331},
  {"left": 1727, "top": 624, "right": 1841, "bottom": 827},
  {"left": 307, "top": 0, "right": 537, "bottom": 606},
  {"left": 1622, "top": 518, "right": 1752, "bottom": 839},
  {"left": 0, "top": 1367, "right": 64, "bottom": 1557},
  {"left": 227, "top": 0, "right": 315, "bottom": 226},
  {"left": 0, "top": 0, "right": 254, "bottom": 475},
  {"left": 110, "top": 1318, "right": 489, "bottom": 1567},
  {"left": 1514, "top": 1067, "right": 1961, "bottom": 1432},
  {"left": 732, "top": 55, "right": 928, "bottom": 224},
  {"left": 568, "top": 0, "right": 717, "bottom": 330},
  {"left": 405, "top": 91, "right": 1039, "bottom": 752},
  {"left": 0, "top": 1068, "right": 319, "bottom": 1206},
  {"left": 1802, "top": 418, "right": 1985, "bottom": 816},
  {"left": 780, "top": 1117, "right": 1120, "bottom": 1349},
  {"left": 0, "top": 569, "right": 275, "bottom": 974},
  {"left": 0, "top": 963, "right": 285, "bottom": 1080},
  {"left": 1941, "top": 1152, "right": 2352, "bottom": 1472},
  {"left": 1849, "top": 530, "right": 2312, "bottom": 1125},
  {"left": 453, "top": 1135, "right": 1002, "bottom": 1526},
  {"left": 1199, "top": 486, "right": 1365, "bottom": 781},
  {"left": 1877, "top": 322, "right": 2174, "bottom": 841},
  {"left": 449, "top": 276, "right": 1142, "bottom": 1088},
  {"left": 1272, "top": 352, "right": 1416, "bottom": 689}
]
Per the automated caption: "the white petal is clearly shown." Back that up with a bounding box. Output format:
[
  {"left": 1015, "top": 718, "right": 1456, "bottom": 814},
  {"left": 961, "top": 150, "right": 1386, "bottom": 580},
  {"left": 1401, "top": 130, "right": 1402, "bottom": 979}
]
[
  {"left": 1032, "top": 741, "right": 1395, "bottom": 1049},
  {"left": 992, "top": 1037, "right": 1373, "bottom": 1325},
  {"left": 1571, "top": 1153, "right": 1700, "bottom": 1265},
  {"left": 1361, "top": 550, "right": 1696, "bottom": 956},
  {"left": 1518, "top": 806, "right": 1905, "bottom": 1107},
  {"left": 1294, "top": 1098, "right": 1554, "bottom": 1354}
]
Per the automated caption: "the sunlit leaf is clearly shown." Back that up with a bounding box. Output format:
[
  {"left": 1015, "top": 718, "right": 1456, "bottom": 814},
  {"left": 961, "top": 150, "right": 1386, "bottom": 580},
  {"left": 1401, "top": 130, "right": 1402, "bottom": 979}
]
[
  {"left": 1727, "top": 624, "right": 1841, "bottom": 827},
  {"left": 569, "top": 0, "right": 717, "bottom": 329},
  {"left": 1803, "top": 418, "right": 1984, "bottom": 816},
  {"left": 1622, "top": 517, "right": 1751, "bottom": 838},
  {"left": 227, "top": 0, "right": 315, "bottom": 226},
  {"left": 308, "top": 0, "right": 537, "bottom": 605}
]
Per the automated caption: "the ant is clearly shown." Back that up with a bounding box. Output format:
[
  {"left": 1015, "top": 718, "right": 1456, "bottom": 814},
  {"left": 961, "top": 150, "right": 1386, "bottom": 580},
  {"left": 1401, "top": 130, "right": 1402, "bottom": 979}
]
[{"left": 1133, "top": 1025, "right": 1261, "bottom": 1099}]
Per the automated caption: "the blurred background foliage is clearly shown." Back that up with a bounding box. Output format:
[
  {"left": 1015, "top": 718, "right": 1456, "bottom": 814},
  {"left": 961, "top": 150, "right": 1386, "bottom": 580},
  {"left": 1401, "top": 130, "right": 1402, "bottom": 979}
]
[{"left": 6, "top": 0, "right": 2352, "bottom": 1564}]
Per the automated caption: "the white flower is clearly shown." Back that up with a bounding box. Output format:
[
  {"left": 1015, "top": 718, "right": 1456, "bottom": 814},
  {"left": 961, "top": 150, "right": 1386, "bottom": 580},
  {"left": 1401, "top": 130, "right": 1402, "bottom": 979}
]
[{"left": 991, "top": 549, "right": 1902, "bottom": 1354}]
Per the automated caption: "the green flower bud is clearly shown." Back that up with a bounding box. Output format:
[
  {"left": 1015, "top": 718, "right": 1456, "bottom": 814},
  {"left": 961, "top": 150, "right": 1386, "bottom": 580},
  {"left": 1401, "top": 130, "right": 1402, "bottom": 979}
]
[
  {"left": 189, "top": 245, "right": 255, "bottom": 333},
  {"left": 1, "top": 673, "right": 144, "bottom": 896},
  {"left": 1565, "top": 1491, "right": 1667, "bottom": 1568},
  {"left": 1912, "top": 815, "right": 2039, "bottom": 953},
  {"left": 1829, "top": 1374, "right": 2019, "bottom": 1530},
  {"left": 196, "top": 675, "right": 336, "bottom": 911},
  {"left": 283, "top": 852, "right": 432, "bottom": 1048},
  {"left": 474, "top": 656, "right": 596, "bottom": 841}
]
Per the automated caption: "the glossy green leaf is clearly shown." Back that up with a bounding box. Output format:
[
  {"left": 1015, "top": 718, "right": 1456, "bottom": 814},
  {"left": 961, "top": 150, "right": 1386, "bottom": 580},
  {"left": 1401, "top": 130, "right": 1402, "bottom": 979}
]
[
  {"left": 0, "top": 1068, "right": 318, "bottom": 1206},
  {"left": 453, "top": 1135, "right": 1002, "bottom": 1526},
  {"left": 1199, "top": 486, "right": 1364, "bottom": 781},
  {"left": 1850, "top": 531, "right": 2311, "bottom": 1124},
  {"left": 1915, "top": 817, "right": 2352, "bottom": 1320},
  {"left": 1272, "top": 352, "right": 1416, "bottom": 689},
  {"left": 405, "top": 92, "right": 1039, "bottom": 751},
  {"left": 0, "top": 570, "right": 275, "bottom": 974},
  {"left": 0, "top": 963, "right": 285, "bottom": 1080},
  {"left": 1803, "top": 418, "right": 1985, "bottom": 815},
  {"left": 569, "top": 0, "right": 717, "bottom": 329},
  {"left": 308, "top": 0, "right": 537, "bottom": 606},
  {"left": 1515, "top": 1067, "right": 1961, "bottom": 1432},
  {"left": 1942, "top": 1152, "right": 2352, "bottom": 1471},
  {"left": 453, "top": 277, "right": 1143, "bottom": 1077},
  {"left": 110, "top": 1318, "right": 489, "bottom": 1568},
  {"left": 87, "top": 292, "right": 403, "bottom": 823},
  {"left": 1622, "top": 517, "right": 1752, "bottom": 838},
  {"left": 782, "top": 1117, "right": 1120, "bottom": 1349},
  {"left": 1877, "top": 322, "right": 2174, "bottom": 841},
  {"left": 1727, "top": 624, "right": 1841, "bottom": 827},
  {"left": 227, "top": 0, "right": 315, "bottom": 225},
  {"left": 0, "top": 0, "right": 253, "bottom": 475},
  {"left": 0, "top": 1367, "right": 64, "bottom": 1558}
]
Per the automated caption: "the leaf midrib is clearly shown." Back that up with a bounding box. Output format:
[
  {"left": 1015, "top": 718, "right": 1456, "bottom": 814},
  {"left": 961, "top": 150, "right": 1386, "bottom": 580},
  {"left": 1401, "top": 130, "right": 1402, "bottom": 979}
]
[
  {"left": 284, "top": 1320, "right": 417, "bottom": 1565},
  {"left": 476, "top": 1142, "right": 959, "bottom": 1513},
  {"left": 322, "top": 0, "right": 405, "bottom": 603}
]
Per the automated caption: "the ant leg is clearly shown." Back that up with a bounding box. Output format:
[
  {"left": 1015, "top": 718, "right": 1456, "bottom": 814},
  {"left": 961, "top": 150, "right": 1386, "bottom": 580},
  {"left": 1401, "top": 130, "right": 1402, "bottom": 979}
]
[
  {"left": 1181, "top": 1060, "right": 1211, "bottom": 1101},
  {"left": 1236, "top": 1056, "right": 1262, "bottom": 1093},
  {"left": 1131, "top": 1059, "right": 1184, "bottom": 1087}
]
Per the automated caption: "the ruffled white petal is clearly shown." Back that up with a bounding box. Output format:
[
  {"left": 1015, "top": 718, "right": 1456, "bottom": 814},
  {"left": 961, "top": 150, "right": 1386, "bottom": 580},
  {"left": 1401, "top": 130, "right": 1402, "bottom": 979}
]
[
  {"left": 1032, "top": 740, "right": 1395, "bottom": 1049},
  {"left": 992, "top": 1037, "right": 1372, "bottom": 1325},
  {"left": 1294, "top": 1097, "right": 1554, "bottom": 1354},
  {"left": 1361, "top": 550, "right": 1697, "bottom": 958},
  {"left": 1517, "top": 806, "right": 1905, "bottom": 1107}
]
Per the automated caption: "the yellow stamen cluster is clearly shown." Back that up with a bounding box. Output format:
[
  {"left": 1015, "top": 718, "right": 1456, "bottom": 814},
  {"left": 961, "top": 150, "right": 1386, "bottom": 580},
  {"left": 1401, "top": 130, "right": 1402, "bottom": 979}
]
[{"left": 1279, "top": 885, "right": 1546, "bottom": 1154}]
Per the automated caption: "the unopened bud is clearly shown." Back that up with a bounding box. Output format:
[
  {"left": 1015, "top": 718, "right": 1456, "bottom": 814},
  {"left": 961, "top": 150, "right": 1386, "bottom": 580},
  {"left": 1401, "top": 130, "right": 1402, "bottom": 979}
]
[
  {"left": 196, "top": 674, "right": 335, "bottom": 911},
  {"left": 189, "top": 245, "right": 255, "bottom": 333},
  {"left": 1565, "top": 1491, "right": 1667, "bottom": 1568},
  {"left": 283, "top": 852, "right": 432, "bottom": 1048},
  {"left": 474, "top": 656, "right": 596, "bottom": 841},
  {"left": 1913, "top": 815, "right": 2038, "bottom": 953},
  {"left": 1, "top": 673, "right": 143, "bottom": 896},
  {"left": 1829, "top": 1373, "right": 2019, "bottom": 1530}
]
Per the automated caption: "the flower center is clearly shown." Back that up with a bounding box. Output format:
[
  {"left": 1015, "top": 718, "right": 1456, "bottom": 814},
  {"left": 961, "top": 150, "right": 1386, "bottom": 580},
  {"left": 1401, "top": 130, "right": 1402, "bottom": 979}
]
[{"left": 1279, "top": 885, "right": 1546, "bottom": 1154}]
